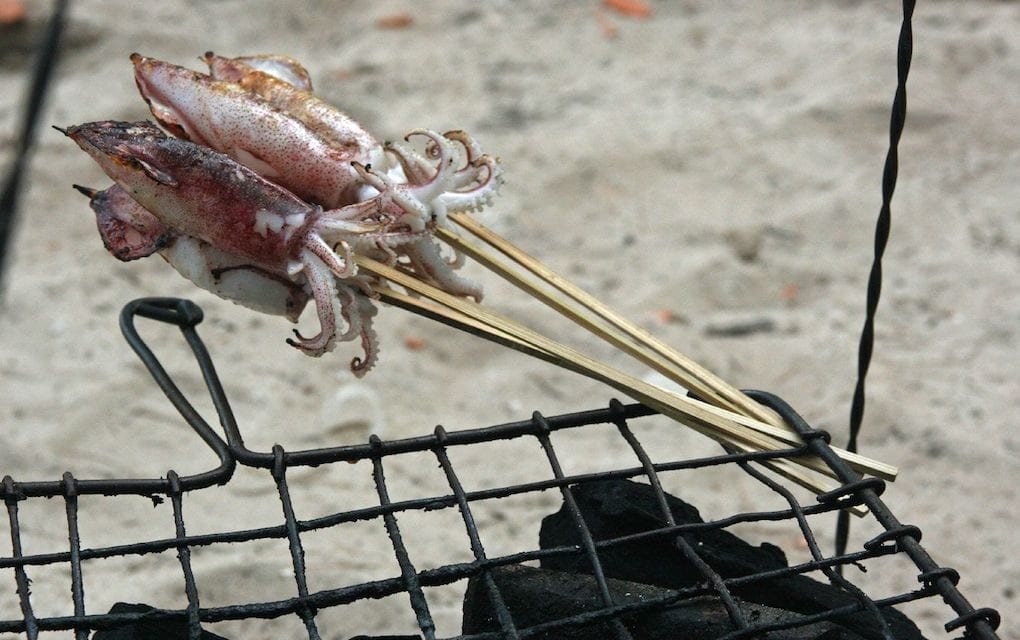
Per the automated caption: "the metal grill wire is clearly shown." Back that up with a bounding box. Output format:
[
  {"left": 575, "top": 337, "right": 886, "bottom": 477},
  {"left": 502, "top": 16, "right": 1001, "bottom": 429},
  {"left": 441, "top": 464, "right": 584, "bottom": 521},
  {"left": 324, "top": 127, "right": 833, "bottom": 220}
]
[
  {"left": 839, "top": 0, "right": 915, "bottom": 567},
  {"left": 0, "top": 298, "right": 1003, "bottom": 639}
]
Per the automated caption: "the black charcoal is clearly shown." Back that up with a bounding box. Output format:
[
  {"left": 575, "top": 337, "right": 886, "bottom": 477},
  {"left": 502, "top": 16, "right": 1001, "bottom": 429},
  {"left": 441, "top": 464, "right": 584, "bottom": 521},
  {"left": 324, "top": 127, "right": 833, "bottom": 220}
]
[
  {"left": 538, "top": 479, "right": 924, "bottom": 640},
  {"left": 463, "top": 564, "right": 869, "bottom": 640},
  {"left": 91, "top": 602, "right": 228, "bottom": 640}
]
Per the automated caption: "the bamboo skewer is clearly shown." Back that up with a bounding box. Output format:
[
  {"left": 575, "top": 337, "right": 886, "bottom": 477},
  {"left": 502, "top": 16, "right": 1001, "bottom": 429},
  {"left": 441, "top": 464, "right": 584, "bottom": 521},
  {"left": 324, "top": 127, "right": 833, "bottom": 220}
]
[
  {"left": 346, "top": 202, "right": 899, "bottom": 515},
  {"left": 445, "top": 212, "right": 782, "bottom": 428},
  {"left": 434, "top": 218, "right": 896, "bottom": 481},
  {"left": 357, "top": 256, "right": 894, "bottom": 487},
  {"left": 372, "top": 281, "right": 869, "bottom": 516}
]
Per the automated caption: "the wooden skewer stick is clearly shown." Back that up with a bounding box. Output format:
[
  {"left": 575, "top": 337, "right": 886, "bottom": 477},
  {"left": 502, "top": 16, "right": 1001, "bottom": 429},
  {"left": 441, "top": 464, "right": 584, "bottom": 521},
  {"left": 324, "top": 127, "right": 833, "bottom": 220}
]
[
  {"left": 445, "top": 212, "right": 782, "bottom": 428},
  {"left": 432, "top": 219, "right": 895, "bottom": 481},
  {"left": 358, "top": 257, "right": 892, "bottom": 485},
  {"left": 374, "top": 283, "right": 868, "bottom": 516}
]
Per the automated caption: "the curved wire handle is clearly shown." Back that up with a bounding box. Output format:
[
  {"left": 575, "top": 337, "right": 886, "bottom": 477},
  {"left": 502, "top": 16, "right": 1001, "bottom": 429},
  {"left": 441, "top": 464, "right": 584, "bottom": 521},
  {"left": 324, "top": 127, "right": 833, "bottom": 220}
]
[{"left": 117, "top": 297, "right": 237, "bottom": 493}]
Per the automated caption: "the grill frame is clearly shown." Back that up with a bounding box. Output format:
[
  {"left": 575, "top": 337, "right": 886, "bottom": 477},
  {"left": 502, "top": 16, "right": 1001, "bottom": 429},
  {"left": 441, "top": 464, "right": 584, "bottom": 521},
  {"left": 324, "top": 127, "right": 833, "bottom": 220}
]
[{"left": 0, "top": 297, "right": 1002, "bottom": 639}]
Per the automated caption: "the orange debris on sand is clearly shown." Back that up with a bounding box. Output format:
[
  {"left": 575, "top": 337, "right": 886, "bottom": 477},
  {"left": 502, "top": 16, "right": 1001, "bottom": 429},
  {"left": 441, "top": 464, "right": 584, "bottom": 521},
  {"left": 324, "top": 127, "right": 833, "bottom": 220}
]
[
  {"left": 603, "top": 0, "right": 652, "bottom": 19},
  {"left": 0, "top": 0, "right": 27, "bottom": 26},
  {"left": 376, "top": 12, "right": 413, "bottom": 29},
  {"left": 403, "top": 335, "right": 427, "bottom": 351}
]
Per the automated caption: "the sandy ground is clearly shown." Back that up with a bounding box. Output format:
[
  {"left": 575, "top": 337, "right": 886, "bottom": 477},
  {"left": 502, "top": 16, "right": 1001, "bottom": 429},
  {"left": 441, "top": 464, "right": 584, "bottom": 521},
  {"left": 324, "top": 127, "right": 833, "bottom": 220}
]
[{"left": 1, "top": 1, "right": 1018, "bottom": 638}]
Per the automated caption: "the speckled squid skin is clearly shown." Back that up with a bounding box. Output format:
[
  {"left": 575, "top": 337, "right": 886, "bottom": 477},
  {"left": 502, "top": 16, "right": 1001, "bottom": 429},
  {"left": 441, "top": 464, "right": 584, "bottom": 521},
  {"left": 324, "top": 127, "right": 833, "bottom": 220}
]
[
  {"left": 132, "top": 54, "right": 379, "bottom": 208},
  {"left": 76, "top": 182, "right": 311, "bottom": 322},
  {"left": 144, "top": 52, "right": 503, "bottom": 226},
  {"left": 66, "top": 120, "right": 320, "bottom": 271},
  {"left": 203, "top": 51, "right": 376, "bottom": 161},
  {"left": 221, "top": 53, "right": 314, "bottom": 92}
]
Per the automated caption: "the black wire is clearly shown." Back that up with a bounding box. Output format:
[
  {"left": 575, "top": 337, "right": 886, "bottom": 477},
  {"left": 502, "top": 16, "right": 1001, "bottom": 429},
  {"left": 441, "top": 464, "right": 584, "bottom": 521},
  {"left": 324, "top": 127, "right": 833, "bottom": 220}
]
[
  {"left": 0, "top": 0, "right": 69, "bottom": 292},
  {"left": 837, "top": 0, "right": 915, "bottom": 564},
  {"left": 2, "top": 299, "right": 1001, "bottom": 636}
]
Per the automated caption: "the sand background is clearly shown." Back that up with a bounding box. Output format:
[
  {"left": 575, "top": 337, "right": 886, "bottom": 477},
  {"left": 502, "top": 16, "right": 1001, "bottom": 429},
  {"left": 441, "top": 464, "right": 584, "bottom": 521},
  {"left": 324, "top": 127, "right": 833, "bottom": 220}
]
[{"left": 1, "top": 1, "right": 1017, "bottom": 638}]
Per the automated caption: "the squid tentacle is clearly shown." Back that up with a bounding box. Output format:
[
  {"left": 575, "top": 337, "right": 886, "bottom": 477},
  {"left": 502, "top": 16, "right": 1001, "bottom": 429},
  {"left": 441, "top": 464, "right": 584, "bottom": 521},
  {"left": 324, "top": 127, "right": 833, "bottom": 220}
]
[
  {"left": 401, "top": 129, "right": 461, "bottom": 204},
  {"left": 303, "top": 233, "right": 356, "bottom": 279},
  {"left": 334, "top": 284, "right": 362, "bottom": 342},
  {"left": 404, "top": 238, "right": 483, "bottom": 302},
  {"left": 383, "top": 140, "right": 435, "bottom": 185},
  {"left": 351, "top": 161, "right": 431, "bottom": 231},
  {"left": 439, "top": 154, "right": 503, "bottom": 213},
  {"left": 287, "top": 248, "right": 345, "bottom": 356},
  {"left": 446, "top": 245, "right": 466, "bottom": 269},
  {"left": 444, "top": 130, "right": 485, "bottom": 164},
  {"left": 442, "top": 130, "right": 489, "bottom": 190},
  {"left": 346, "top": 288, "right": 380, "bottom": 377},
  {"left": 381, "top": 130, "right": 502, "bottom": 219}
]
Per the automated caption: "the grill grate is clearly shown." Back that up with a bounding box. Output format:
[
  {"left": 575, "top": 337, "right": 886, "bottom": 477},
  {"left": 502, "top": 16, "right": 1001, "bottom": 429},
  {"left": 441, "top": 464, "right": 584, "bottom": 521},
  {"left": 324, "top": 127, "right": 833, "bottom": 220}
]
[{"left": 0, "top": 297, "right": 1002, "bottom": 639}]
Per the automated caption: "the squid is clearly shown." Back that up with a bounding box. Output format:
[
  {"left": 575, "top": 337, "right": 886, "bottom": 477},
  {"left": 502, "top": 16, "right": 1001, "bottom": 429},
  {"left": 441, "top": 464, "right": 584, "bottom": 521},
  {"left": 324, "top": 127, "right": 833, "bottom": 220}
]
[
  {"left": 64, "top": 120, "right": 410, "bottom": 372},
  {"left": 65, "top": 53, "right": 503, "bottom": 375}
]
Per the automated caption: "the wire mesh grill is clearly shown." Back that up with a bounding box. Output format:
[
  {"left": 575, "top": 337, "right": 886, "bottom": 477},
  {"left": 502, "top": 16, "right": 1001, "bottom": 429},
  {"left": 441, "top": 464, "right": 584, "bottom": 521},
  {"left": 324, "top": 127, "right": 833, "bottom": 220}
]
[{"left": 0, "top": 298, "right": 1002, "bottom": 639}]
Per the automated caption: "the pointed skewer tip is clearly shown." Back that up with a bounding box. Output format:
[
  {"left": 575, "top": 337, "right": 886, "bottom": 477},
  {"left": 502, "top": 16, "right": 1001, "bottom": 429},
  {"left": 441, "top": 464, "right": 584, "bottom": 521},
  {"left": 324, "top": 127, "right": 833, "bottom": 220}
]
[{"left": 71, "top": 184, "right": 98, "bottom": 199}]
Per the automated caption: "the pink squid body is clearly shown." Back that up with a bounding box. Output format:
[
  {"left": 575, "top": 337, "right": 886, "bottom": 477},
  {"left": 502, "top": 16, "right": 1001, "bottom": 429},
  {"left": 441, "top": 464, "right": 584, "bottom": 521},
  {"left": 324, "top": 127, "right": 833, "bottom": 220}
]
[
  {"left": 215, "top": 53, "right": 315, "bottom": 92},
  {"left": 81, "top": 183, "right": 311, "bottom": 321},
  {"left": 67, "top": 120, "right": 317, "bottom": 273},
  {"left": 203, "top": 52, "right": 376, "bottom": 161},
  {"left": 131, "top": 54, "right": 380, "bottom": 208}
]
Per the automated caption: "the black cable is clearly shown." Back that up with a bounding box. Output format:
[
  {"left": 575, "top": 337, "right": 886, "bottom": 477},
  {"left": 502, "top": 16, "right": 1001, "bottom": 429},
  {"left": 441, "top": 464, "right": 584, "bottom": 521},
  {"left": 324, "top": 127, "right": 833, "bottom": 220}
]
[
  {"left": 837, "top": 0, "right": 915, "bottom": 564},
  {"left": 0, "top": 0, "right": 69, "bottom": 292}
]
